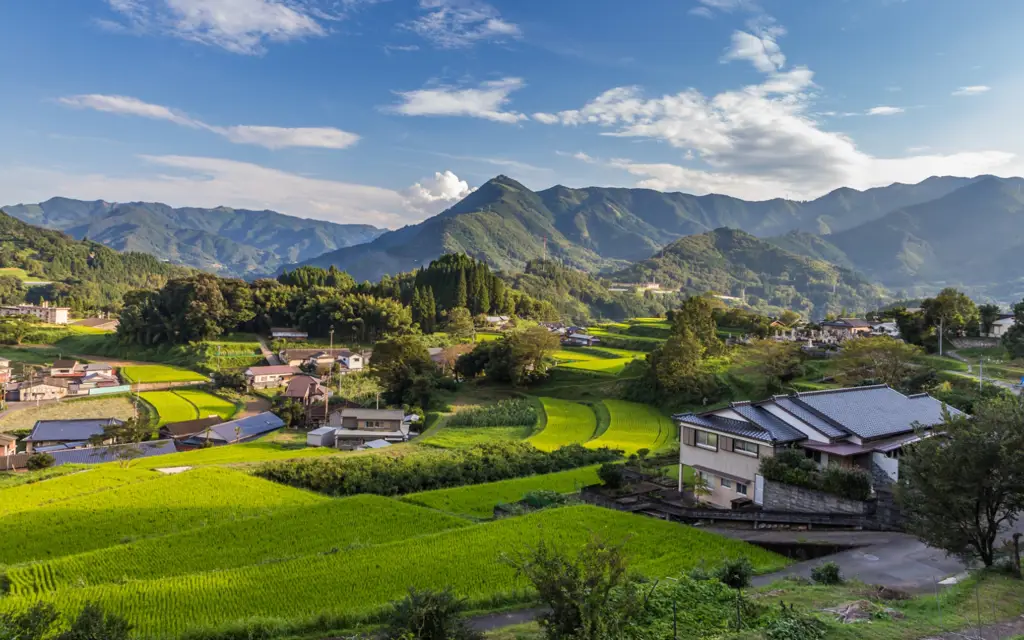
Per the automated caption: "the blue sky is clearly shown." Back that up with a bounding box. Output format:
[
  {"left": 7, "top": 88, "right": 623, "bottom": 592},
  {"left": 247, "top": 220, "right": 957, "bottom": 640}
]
[{"left": 1, "top": 0, "right": 1021, "bottom": 228}]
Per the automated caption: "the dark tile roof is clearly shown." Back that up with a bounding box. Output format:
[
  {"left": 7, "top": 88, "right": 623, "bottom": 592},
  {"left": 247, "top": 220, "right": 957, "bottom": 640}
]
[
  {"left": 49, "top": 440, "right": 176, "bottom": 466},
  {"left": 52, "top": 359, "right": 78, "bottom": 369},
  {"left": 194, "top": 412, "right": 285, "bottom": 444},
  {"left": 675, "top": 413, "right": 778, "bottom": 443},
  {"left": 160, "top": 416, "right": 224, "bottom": 438},
  {"left": 25, "top": 418, "right": 123, "bottom": 442},
  {"left": 246, "top": 365, "right": 301, "bottom": 376},
  {"left": 792, "top": 386, "right": 961, "bottom": 441},
  {"left": 771, "top": 397, "right": 848, "bottom": 439},
  {"left": 728, "top": 403, "right": 806, "bottom": 443},
  {"left": 338, "top": 408, "right": 405, "bottom": 421},
  {"left": 284, "top": 375, "right": 325, "bottom": 398}
]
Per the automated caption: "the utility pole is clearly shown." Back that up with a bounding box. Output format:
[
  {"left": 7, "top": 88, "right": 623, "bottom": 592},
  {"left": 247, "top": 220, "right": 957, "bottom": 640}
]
[
  {"left": 939, "top": 316, "right": 944, "bottom": 357},
  {"left": 324, "top": 327, "right": 334, "bottom": 425},
  {"left": 979, "top": 357, "right": 984, "bottom": 391}
]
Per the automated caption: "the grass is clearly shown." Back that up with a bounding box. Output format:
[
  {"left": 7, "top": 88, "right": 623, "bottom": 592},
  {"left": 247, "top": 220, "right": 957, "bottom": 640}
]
[
  {"left": 0, "top": 506, "right": 787, "bottom": 636},
  {"left": 0, "top": 467, "right": 159, "bottom": 518},
  {"left": 477, "top": 331, "right": 504, "bottom": 343},
  {"left": 140, "top": 390, "right": 239, "bottom": 426},
  {"left": 585, "top": 400, "right": 675, "bottom": 455},
  {"left": 419, "top": 425, "right": 532, "bottom": 449},
  {"left": 0, "top": 267, "right": 32, "bottom": 280},
  {"left": 0, "top": 467, "right": 325, "bottom": 564},
  {"left": 130, "top": 433, "right": 345, "bottom": 469},
  {"left": 0, "top": 465, "right": 90, "bottom": 489},
  {"left": 0, "top": 395, "right": 140, "bottom": 432},
  {"left": 528, "top": 398, "right": 597, "bottom": 452},
  {"left": 403, "top": 466, "right": 602, "bottom": 519},
  {"left": 552, "top": 347, "right": 646, "bottom": 376},
  {"left": 0, "top": 346, "right": 62, "bottom": 365},
  {"left": 9, "top": 495, "right": 470, "bottom": 596},
  {"left": 120, "top": 364, "right": 208, "bottom": 384}
]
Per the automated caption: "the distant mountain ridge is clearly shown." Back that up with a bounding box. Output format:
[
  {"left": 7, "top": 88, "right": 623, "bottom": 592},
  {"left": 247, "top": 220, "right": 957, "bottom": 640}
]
[
  {"left": 290, "top": 174, "right": 981, "bottom": 282},
  {"left": 1, "top": 197, "right": 385, "bottom": 277}
]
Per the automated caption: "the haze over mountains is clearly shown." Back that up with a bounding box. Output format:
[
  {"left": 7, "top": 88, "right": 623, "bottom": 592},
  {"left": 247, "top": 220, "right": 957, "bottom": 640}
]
[{"left": 0, "top": 198, "right": 384, "bottom": 277}]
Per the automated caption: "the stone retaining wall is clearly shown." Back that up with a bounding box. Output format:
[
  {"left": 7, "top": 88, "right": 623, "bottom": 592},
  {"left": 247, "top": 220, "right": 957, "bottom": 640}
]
[{"left": 762, "top": 479, "right": 873, "bottom": 515}]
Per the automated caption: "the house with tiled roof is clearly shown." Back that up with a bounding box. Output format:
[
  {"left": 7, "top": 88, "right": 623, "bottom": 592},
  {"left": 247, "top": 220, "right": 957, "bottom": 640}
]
[{"left": 674, "top": 385, "right": 961, "bottom": 508}]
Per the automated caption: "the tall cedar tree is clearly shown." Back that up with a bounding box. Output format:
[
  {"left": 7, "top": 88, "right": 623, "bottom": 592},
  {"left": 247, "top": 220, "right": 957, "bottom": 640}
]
[
  {"left": 455, "top": 270, "right": 468, "bottom": 309},
  {"left": 1002, "top": 299, "right": 1024, "bottom": 359},
  {"left": 670, "top": 296, "right": 723, "bottom": 355},
  {"left": 898, "top": 395, "right": 1024, "bottom": 566}
]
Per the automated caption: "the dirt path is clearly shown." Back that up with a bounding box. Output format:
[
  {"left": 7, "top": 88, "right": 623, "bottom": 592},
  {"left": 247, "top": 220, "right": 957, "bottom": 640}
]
[
  {"left": 237, "top": 394, "right": 272, "bottom": 418},
  {"left": 256, "top": 337, "right": 280, "bottom": 365}
]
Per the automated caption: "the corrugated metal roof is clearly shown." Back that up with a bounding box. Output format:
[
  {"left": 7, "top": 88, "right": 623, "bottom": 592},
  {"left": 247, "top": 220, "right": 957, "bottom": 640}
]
[
  {"left": 793, "top": 386, "right": 960, "bottom": 440},
  {"left": 200, "top": 412, "right": 285, "bottom": 443},
  {"left": 308, "top": 427, "right": 336, "bottom": 436},
  {"left": 48, "top": 440, "right": 176, "bottom": 466},
  {"left": 25, "top": 418, "right": 122, "bottom": 442}
]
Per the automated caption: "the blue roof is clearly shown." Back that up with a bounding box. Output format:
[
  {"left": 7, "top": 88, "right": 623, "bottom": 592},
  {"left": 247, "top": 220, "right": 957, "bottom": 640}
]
[
  {"left": 48, "top": 440, "right": 177, "bottom": 466},
  {"left": 675, "top": 413, "right": 780, "bottom": 443},
  {"left": 792, "top": 386, "right": 961, "bottom": 441},
  {"left": 25, "top": 418, "right": 123, "bottom": 442},
  {"left": 199, "top": 412, "right": 285, "bottom": 443}
]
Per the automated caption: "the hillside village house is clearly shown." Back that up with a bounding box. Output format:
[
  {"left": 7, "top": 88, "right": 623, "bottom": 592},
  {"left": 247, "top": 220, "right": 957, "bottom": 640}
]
[
  {"left": 0, "top": 303, "right": 70, "bottom": 325},
  {"left": 0, "top": 358, "right": 10, "bottom": 384},
  {"left": 988, "top": 315, "right": 1017, "bottom": 338},
  {"left": 282, "top": 375, "right": 327, "bottom": 406},
  {"left": 327, "top": 408, "right": 411, "bottom": 450},
  {"left": 244, "top": 365, "right": 301, "bottom": 389},
  {"left": 0, "top": 433, "right": 16, "bottom": 456},
  {"left": 50, "top": 359, "right": 80, "bottom": 377},
  {"left": 14, "top": 379, "right": 69, "bottom": 402},
  {"left": 563, "top": 333, "right": 600, "bottom": 347},
  {"left": 23, "top": 418, "right": 123, "bottom": 454},
  {"left": 675, "top": 385, "right": 959, "bottom": 509},
  {"left": 820, "top": 318, "right": 874, "bottom": 340},
  {"left": 278, "top": 348, "right": 367, "bottom": 370}
]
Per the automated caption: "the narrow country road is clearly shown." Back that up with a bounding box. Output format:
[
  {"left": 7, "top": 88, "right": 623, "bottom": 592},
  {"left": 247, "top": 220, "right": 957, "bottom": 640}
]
[
  {"left": 944, "top": 349, "right": 1022, "bottom": 395},
  {"left": 257, "top": 337, "right": 281, "bottom": 366}
]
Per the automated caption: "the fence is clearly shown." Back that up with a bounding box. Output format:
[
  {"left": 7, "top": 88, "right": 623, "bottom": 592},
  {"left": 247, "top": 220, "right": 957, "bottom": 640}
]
[{"left": 89, "top": 384, "right": 132, "bottom": 396}]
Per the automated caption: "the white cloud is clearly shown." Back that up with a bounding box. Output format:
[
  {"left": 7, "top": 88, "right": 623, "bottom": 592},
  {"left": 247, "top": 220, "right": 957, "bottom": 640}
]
[
  {"left": 104, "top": 0, "right": 331, "bottom": 55},
  {"left": 544, "top": 31, "right": 1020, "bottom": 201},
  {"left": 58, "top": 94, "right": 359, "bottom": 150},
  {"left": 722, "top": 29, "right": 786, "bottom": 73},
  {"left": 689, "top": 6, "right": 715, "bottom": 18},
  {"left": 404, "top": 170, "right": 473, "bottom": 206},
  {"left": 952, "top": 85, "right": 991, "bottom": 96},
  {"left": 695, "top": 0, "right": 756, "bottom": 11},
  {"left": 866, "top": 106, "right": 905, "bottom": 116},
  {"left": 532, "top": 112, "right": 560, "bottom": 125},
  {"left": 407, "top": 0, "right": 521, "bottom": 48},
  {"left": 388, "top": 78, "right": 527, "bottom": 124},
  {"left": 0, "top": 156, "right": 467, "bottom": 227}
]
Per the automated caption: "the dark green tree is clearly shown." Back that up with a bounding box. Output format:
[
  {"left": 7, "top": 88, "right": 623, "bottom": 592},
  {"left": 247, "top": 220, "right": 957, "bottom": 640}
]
[
  {"left": 88, "top": 417, "right": 158, "bottom": 468},
  {"left": 979, "top": 303, "right": 1002, "bottom": 337},
  {"left": 443, "top": 307, "right": 476, "bottom": 341},
  {"left": 1002, "top": 299, "right": 1024, "bottom": 359},
  {"left": 55, "top": 602, "right": 132, "bottom": 640}
]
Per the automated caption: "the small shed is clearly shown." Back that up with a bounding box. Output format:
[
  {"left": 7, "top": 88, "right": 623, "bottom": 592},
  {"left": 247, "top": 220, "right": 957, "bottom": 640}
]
[
  {"left": 358, "top": 439, "right": 392, "bottom": 451},
  {"left": 307, "top": 426, "right": 337, "bottom": 447}
]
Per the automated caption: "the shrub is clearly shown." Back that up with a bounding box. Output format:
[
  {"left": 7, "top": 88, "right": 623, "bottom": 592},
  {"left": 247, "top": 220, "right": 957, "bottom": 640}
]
[
  {"left": 820, "top": 466, "right": 872, "bottom": 502},
  {"left": 598, "top": 462, "right": 625, "bottom": 489},
  {"left": 0, "top": 601, "right": 60, "bottom": 640},
  {"left": 384, "top": 588, "right": 482, "bottom": 640},
  {"left": 760, "top": 449, "right": 872, "bottom": 502},
  {"left": 810, "top": 561, "right": 843, "bottom": 585},
  {"left": 763, "top": 603, "right": 826, "bottom": 640},
  {"left": 713, "top": 557, "right": 753, "bottom": 590},
  {"left": 56, "top": 602, "right": 133, "bottom": 640},
  {"left": 26, "top": 453, "right": 55, "bottom": 471},
  {"left": 521, "top": 490, "right": 579, "bottom": 510},
  {"left": 446, "top": 399, "right": 537, "bottom": 428}
]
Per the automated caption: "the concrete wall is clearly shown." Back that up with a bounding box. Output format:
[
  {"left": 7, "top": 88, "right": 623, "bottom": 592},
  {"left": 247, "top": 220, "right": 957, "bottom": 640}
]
[
  {"left": 131, "top": 380, "right": 206, "bottom": 392},
  {"left": 761, "top": 478, "right": 872, "bottom": 515}
]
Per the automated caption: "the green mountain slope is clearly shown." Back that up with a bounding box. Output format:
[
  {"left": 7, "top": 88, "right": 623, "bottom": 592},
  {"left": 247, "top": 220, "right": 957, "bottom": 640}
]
[
  {"left": 613, "top": 228, "right": 888, "bottom": 318},
  {"left": 293, "top": 174, "right": 978, "bottom": 282},
  {"left": 2, "top": 198, "right": 384, "bottom": 276},
  {"left": 0, "top": 210, "right": 191, "bottom": 311}
]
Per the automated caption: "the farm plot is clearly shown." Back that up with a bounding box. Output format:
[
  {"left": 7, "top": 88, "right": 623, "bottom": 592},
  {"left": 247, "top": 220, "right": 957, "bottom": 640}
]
[
  {"left": 552, "top": 347, "right": 645, "bottom": 375},
  {"left": 0, "top": 467, "right": 159, "bottom": 518},
  {"left": 0, "top": 506, "right": 788, "bottom": 636},
  {"left": 120, "top": 364, "right": 207, "bottom": 384},
  {"left": 131, "top": 434, "right": 344, "bottom": 469},
  {"left": 528, "top": 398, "right": 597, "bottom": 451},
  {"left": 0, "top": 467, "right": 325, "bottom": 564},
  {"left": 0, "top": 395, "right": 138, "bottom": 431},
  {"left": 403, "top": 465, "right": 601, "bottom": 519},
  {"left": 140, "top": 391, "right": 196, "bottom": 425},
  {"left": 10, "top": 495, "right": 468, "bottom": 595},
  {"left": 585, "top": 400, "right": 675, "bottom": 454},
  {"left": 419, "top": 426, "right": 531, "bottom": 449},
  {"left": 174, "top": 389, "right": 238, "bottom": 420}
]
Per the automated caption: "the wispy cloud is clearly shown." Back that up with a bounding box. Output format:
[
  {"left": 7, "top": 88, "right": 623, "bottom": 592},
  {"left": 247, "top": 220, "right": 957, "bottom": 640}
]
[
  {"left": 387, "top": 78, "right": 527, "bottom": 124},
  {"left": 58, "top": 94, "right": 359, "bottom": 149},
  {"left": 722, "top": 27, "right": 786, "bottom": 73},
  {"left": 866, "top": 106, "right": 905, "bottom": 116},
  {"left": 0, "top": 156, "right": 468, "bottom": 227},
  {"left": 428, "top": 151, "right": 550, "bottom": 174},
  {"left": 952, "top": 85, "right": 991, "bottom": 96},
  {"left": 407, "top": 0, "right": 520, "bottom": 49},
  {"left": 383, "top": 43, "right": 420, "bottom": 54},
  {"left": 102, "top": 0, "right": 337, "bottom": 55}
]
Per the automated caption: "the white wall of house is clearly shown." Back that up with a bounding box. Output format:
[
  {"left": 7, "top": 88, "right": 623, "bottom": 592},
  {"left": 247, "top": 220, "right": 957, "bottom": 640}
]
[
  {"left": 679, "top": 425, "right": 768, "bottom": 508},
  {"left": 872, "top": 451, "right": 900, "bottom": 482},
  {"left": 990, "top": 319, "right": 1015, "bottom": 338},
  {"left": 761, "top": 405, "right": 830, "bottom": 443}
]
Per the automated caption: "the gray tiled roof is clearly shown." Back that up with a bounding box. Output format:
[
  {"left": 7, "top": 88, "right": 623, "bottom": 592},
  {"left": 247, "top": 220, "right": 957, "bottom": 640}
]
[
  {"left": 771, "top": 397, "right": 848, "bottom": 439},
  {"left": 25, "top": 418, "right": 123, "bottom": 442},
  {"left": 729, "top": 403, "right": 806, "bottom": 443},
  {"left": 201, "top": 412, "right": 285, "bottom": 443},
  {"left": 675, "top": 413, "right": 778, "bottom": 443},
  {"left": 48, "top": 440, "right": 176, "bottom": 466},
  {"left": 793, "top": 386, "right": 960, "bottom": 440}
]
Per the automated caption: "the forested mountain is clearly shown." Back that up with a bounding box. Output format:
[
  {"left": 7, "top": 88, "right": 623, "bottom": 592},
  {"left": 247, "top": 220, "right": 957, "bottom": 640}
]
[
  {"left": 613, "top": 228, "right": 888, "bottom": 318},
  {"left": 2, "top": 197, "right": 384, "bottom": 277},
  {"left": 292, "top": 174, "right": 980, "bottom": 282},
  {"left": 0, "top": 210, "right": 191, "bottom": 312}
]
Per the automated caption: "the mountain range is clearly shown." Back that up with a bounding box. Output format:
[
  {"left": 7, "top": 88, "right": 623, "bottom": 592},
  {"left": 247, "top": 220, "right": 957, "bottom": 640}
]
[
  {"left": 290, "top": 174, "right": 985, "bottom": 286},
  {"left": 0, "top": 198, "right": 384, "bottom": 277}
]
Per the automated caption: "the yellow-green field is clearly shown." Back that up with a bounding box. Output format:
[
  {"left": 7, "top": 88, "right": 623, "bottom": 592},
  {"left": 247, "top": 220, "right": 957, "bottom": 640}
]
[
  {"left": 528, "top": 397, "right": 597, "bottom": 451},
  {"left": 140, "top": 390, "right": 238, "bottom": 425},
  {"left": 552, "top": 347, "right": 646, "bottom": 375},
  {"left": 120, "top": 365, "right": 208, "bottom": 384},
  {"left": 586, "top": 399, "right": 675, "bottom": 454}
]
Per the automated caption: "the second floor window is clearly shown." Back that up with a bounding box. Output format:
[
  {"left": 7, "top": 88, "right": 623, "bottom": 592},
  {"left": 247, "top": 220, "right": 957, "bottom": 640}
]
[
  {"left": 695, "top": 430, "right": 718, "bottom": 450},
  {"left": 733, "top": 440, "right": 759, "bottom": 457}
]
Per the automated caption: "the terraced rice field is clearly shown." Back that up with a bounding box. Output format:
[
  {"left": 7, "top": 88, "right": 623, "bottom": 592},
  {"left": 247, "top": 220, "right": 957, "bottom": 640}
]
[
  {"left": 528, "top": 398, "right": 597, "bottom": 451},
  {"left": 9, "top": 495, "right": 469, "bottom": 595},
  {"left": 131, "top": 435, "right": 344, "bottom": 469},
  {"left": 0, "top": 467, "right": 323, "bottom": 563},
  {"left": 140, "top": 390, "right": 238, "bottom": 425},
  {"left": 120, "top": 365, "right": 207, "bottom": 384},
  {"left": 419, "top": 425, "right": 531, "bottom": 449},
  {"left": 552, "top": 347, "right": 645, "bottom": 375},
  {"left": 403, "top": 465, "right": 601, "bottom": 518},
  {"left": 0, "top": 506, "right": 787, "bottom": 636},
  {"left": 585, "top": 399, "right": 675, "bottom": 454},
  {"left": 0, "top": 467, "right": 158, "bottom": 518}
]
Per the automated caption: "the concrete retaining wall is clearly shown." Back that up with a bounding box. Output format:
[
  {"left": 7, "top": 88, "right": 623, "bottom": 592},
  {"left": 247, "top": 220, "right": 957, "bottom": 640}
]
[{"left": 762, "top": 479, "right": 873, "bottom": 515}]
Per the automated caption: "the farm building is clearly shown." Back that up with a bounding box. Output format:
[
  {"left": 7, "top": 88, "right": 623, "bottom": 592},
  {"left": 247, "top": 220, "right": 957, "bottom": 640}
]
[
  {"left": 271, "top": 327, "right": 308, "bottom": 340},
  {"left": 358, "top": 438, "right": 392, "bottom": 450},
  {"left": 160, "top": 416, "right": 225, "bottom": 441},
  {"left": 563, "top": 333, "right": 600, "bottom": 347},
  {"left": 244, "top": 365, "right": 301, "bottom": 389},
  {"left": 306, "top": 426, "right": 336, "bottom": 447},
  {"left": 0, "top": 433, "right": 16, "bottom": 456},
  {"left": 180, "top": 412, "right": 285, "bottom": 447},
  {"left": 329, "top": 408, "right": 412, "bottom": 450},
  {"left": 283, "top": 375, "right": 327, "bottom": 406},
  {"left": 278, "top": 348, "right": 362, "bottom": 368},
  {"left": 23, "top": 418, "right": 123, "bottom": 453}
]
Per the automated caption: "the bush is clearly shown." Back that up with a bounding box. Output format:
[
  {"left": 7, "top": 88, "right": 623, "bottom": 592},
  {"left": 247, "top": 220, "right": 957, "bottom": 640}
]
[
  {"left": 810, "top": 561, "right": 843, "bottom": 585},
  {"left": 760, "top": 449, "right": 871, "bottom": 502},
  {"left": 0, "top": 602, "right": 60, "bottom": 640},
  {"left": 385, "top": 588, "right": 482, "bottom": 640},
  {"left": 26, "top": 453, "right": 55, "bottom": 471},
  {"left": 713, "top": 557, "right": 753, "bottom": 590},
  {"left": 446, "top": 399, "right": 537, "bottom": 428},
  {"left": 255, "top": 442, "right": 620, "bottom": 497},
  {"left": 520, "top": 490, "right": 578, "bottom": 510},
  {"left": 763, "top": 603, "right": 826, "bottom": 640},
  {"left": 598, "top": 462, "right": 625, "bottom": 489},
  {"left": 56, "top": 602, "right": 133, "bottom": 640}
]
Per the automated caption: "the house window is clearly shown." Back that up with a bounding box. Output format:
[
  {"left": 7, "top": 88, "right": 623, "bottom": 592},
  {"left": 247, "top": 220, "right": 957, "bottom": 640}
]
[
  {"left": 695, "top": 430, "right": 719, "bottom": 451},
  {"left": 736, "top": 482, "right": 749, "bottom": 496},
  {"left": 733, "top": 440, "right": 759, "bottom": 457},
  {"left": 720, "top": 478, "right": 732, "bottom": 489},
  {"left": 806, "top": 449, "right": 822, "bottom": 464}
]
